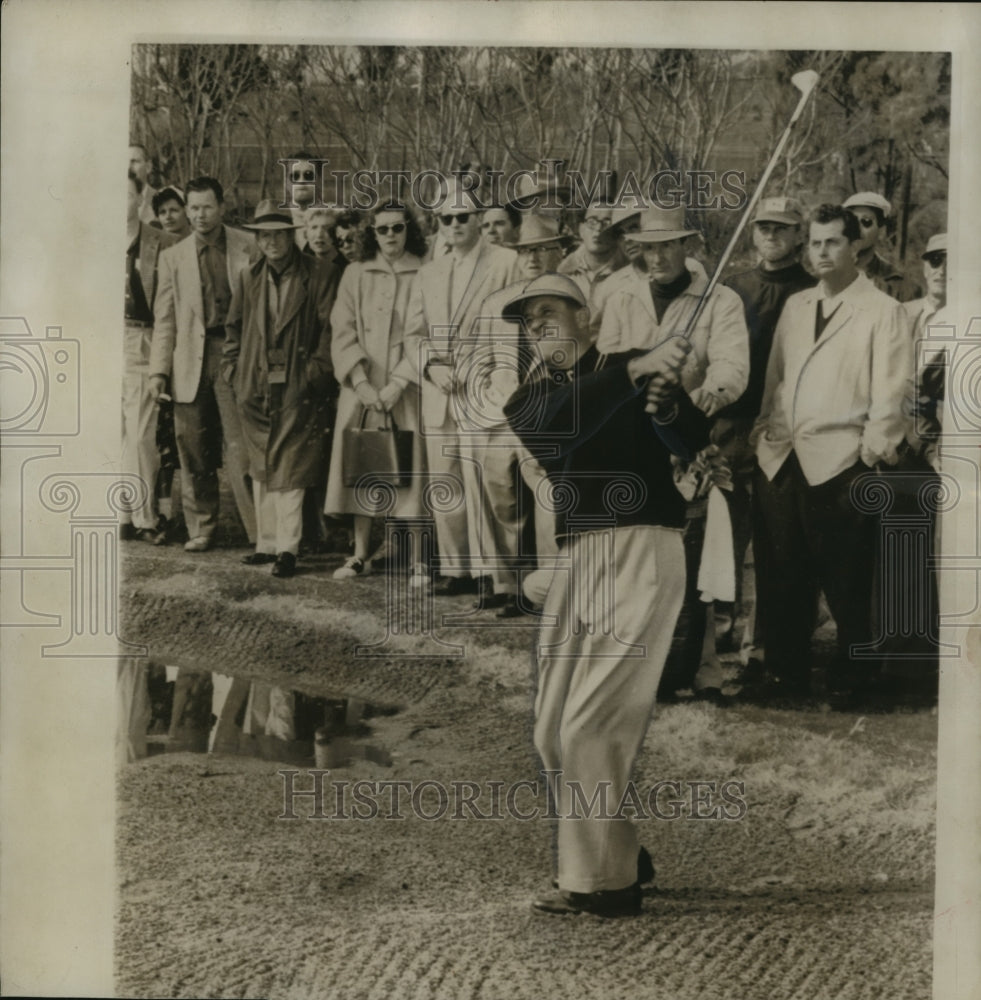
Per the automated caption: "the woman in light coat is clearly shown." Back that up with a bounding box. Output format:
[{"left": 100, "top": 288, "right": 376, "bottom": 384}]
[{"left": 325, "top": 202, "right": 428, "bottom": 580}]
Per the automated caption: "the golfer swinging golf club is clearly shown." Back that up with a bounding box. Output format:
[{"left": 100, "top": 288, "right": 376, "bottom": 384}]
[{"left": 502, "top": 274, "right": 710, "bottom": 916}]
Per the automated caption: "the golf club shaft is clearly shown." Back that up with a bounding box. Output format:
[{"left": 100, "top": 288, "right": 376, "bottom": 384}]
[{"left": 680, "top": 70, "right": 820, "bottom": 341}]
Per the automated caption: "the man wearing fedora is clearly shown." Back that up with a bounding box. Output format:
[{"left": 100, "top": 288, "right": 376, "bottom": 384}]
[
  {"left": 842, "top": 191, "right": 920, "bottom": 302},
  {"left": 597, "top": 205, "right": 748, "bottom": 413},
  {"left": 455, "top": 214, "right": 569, "bottom": 615},
  {"left": 222, "top": 200, "right": 339, "bottom": 579},
  {"left": 403, "top": 185, "right": 516, "bottom": 594},
  {"left": 597, "top": 204, "right": 749, "bottom": 704},
  {"left": 149, "top": 176, "right": 257, "bottom": 552},
  {"left": 501, "top": 273, "right": 709, "bottom": 916}
]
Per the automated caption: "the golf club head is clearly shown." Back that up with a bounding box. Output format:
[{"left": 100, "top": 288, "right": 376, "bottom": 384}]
[{"left": 792, "top": 69, "right": 820, "bottom": 98}]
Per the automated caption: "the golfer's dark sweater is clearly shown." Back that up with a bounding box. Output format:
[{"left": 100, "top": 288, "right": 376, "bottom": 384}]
[{"left": 504, "top": 346, "right": 710, "bottom": 544}]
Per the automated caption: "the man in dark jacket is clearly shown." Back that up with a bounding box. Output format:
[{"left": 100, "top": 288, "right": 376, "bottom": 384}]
[
  {"left": 123, "top": 171, "right": 178, "bottom": 542},
  {"left": 718, "top": 196, "right": 817, "bottom": 678},
  {"left": 842, "top": 191, "right": 920, "bottom": 302},
  {"left": 223, "top": 200, "right": 338, "bottom": 578},
  {"left": 502, "top": 274, "right": 709, "bottom": 917}
]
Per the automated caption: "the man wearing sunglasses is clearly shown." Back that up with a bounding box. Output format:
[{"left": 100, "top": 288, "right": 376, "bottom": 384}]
[
  {"left": 842, "top": 191, "right": 920, "bottom": 302},
  {"left": 457, "top": 214, "right": 572, "bottom": 616},
  {"left": 875, "top": 231, "right": 949, "bottom": 698},
  {"left": 904, "top": 233, "right": 948, "bottom": 343},
  {"left": 330, "top": 210, "right": 363, "bottom": 265},
  {"left": 404, "top": 187, "right": 517, "bottom": 595},
  {"left": 287, "top": 150, "right": 323, "bottom": 247}
]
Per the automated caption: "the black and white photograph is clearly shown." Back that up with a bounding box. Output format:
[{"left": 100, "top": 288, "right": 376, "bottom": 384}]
[{"left": 2, "top": 4, "right": 980, "bottom": 1000}]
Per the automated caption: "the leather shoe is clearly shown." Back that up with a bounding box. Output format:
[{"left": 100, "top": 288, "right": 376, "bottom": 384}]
[
  {"left": 495, "top": 595, "right": 524, "bottom": 618},
  {"left": 637, "top": 846, "right": 655, "bottom": 886},
  {"left": 553, "top": 847, "right": 654, "bottom": 890},
  {"left": 241, "top": 552, "right": 277, "bottom": 566},
  {"left": 184, "top": 535, "right": 213, "bottom": 553},
  {"left": 471, "top": 576, "right": 496, "bottom": 606},
  {"left": 434, "top": 576, "right": 477, "bottom": 597},
  {"left": 473, "top": 587, "right": 508, "bottom": 610},
  {"left": 533, "top": 884, "right": 641, "bottom": 918},
  {"left": 133, "top": 527, "right": 164, "bottom": 544},
  {"left": 271, "top": 552, "right": 296, "bottom": 578}
]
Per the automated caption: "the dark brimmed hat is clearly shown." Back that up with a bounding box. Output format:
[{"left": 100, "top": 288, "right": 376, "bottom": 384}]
[
  {"left": 506, "top": 214, "right": 574, "bottom": 250},
  {"left": 628, "top": 206, "right": 699, "bottom": 244},
  {"left": 505, "top": 172, "right": 572, "bottom": 210},
  {"left": 242, "top": 199, "right": 302, "bottom": 231},
  {"left": 501, "top": 274, "right": 587, "bottom": 324},
  {"left": 609, "top": 198, "right": 648, "bottom": 232}
]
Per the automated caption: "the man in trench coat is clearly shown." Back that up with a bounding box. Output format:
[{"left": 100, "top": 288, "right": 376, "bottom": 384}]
[{"left": 222, "top": 200, "right": 339, "bottom": 578}]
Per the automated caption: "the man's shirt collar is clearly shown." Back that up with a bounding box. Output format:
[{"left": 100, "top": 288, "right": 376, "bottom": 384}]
[{"left": 195, "top": 226, "right": 226, "bottom": 252}]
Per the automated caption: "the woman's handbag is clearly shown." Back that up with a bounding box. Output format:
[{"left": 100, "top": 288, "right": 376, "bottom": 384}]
[{"left": 342, "top": 407, "right": 413, "bottom": 487}]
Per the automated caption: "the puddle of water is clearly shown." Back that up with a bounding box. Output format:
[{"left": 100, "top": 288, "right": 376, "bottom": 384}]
[{"left": 142, "top": 663, "right": 394, "bottom": 768}]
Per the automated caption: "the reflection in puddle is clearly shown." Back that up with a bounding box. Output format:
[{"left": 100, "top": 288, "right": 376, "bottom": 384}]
[{"left": 137, "top": 663, "right": 394, "bottom": 768}]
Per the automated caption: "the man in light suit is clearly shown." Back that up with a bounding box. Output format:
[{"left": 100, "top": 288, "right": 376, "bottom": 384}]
[
  {"left": 404, "top": 187, "right": 516, "bottom": 594},
  {"left": 753, "top": 204, "right": 913, "bottom": 705},
  {"left": 149, "top": 176, "right": 257, "bottom": 551},
  {"left": 457, "top": 214, "right": 569, "bottom": 616}
]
